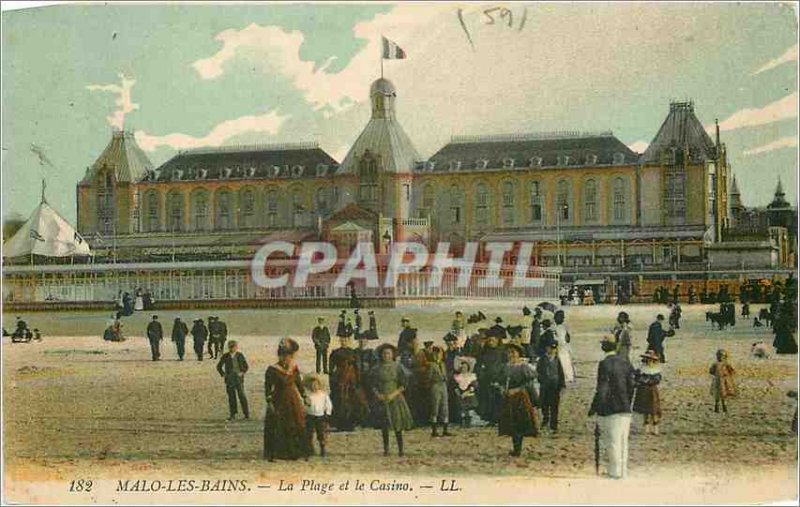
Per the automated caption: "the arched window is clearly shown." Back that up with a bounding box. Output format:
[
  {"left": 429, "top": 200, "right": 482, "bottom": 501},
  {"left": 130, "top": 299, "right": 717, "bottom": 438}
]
[
  {"left": 612, "top": 177, "right": 628, "bottom": 222},
  {"left": 556, "top": 180, "right": 571, "bottom": 222},
  {"left": 449, "top": 185, "right": 463, "bottom": 225},
  {"left": 167, "top": 192, "right": 184, "bottom": 232},
  {"left": 501, "top": 181, "right": 515, "bottom": 226},
  {"left": 475, "top": 182, "right": 490, "bottom": 226},
  {"left": 146, "top": 191, "right": 160, "bottom": 232},
  {"left": 529, "top": 181, "right": 543, "bottom": 223},
  {"left": 215, "top": 190, "right": 232, "bottom": 230},
  {"left": 239, "top": 189, "right": 255, "bottom": 228},
  {"left": 315, "top": 187, "right": 329, "bottom": 214},
  {"left": 291, "top": 188, "right": 304, "bottom": 227},
  {"left": 266, "top": 189, "right": 280, "bottom": 228},
  {"left": 191, "top": 190, "right": 210, "bottom": 231},
  {"left": 358, "top": 151, "right": 379, "bottom": 208},
  {"left": 583, "top": 179, "right": 598, "bottom": 222},
  {"left": 96, "top": 169, "right": 114, "bottom": 235}
]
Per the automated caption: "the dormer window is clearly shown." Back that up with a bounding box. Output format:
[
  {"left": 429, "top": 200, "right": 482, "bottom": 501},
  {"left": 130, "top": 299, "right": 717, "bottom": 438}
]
[
  {"left": 503, "top": 158, "right": 515, "bottom": 169},
  {"left": 557, "top": 155, "right": 570, "bottom": 166},
  {"left": 199, "top": 168, "right": 208, "bottom": 179},
  {"left": 175, "top": 169, "right": 184, "bottom": 181},
  {"left": 272, "top": 166, "right": 281, "bottom": 177},
  {"left": 292, "top": 165, "right": 304, "bottom": 177},
  {"left": 426, "top": 161, "right": 436, "bottom": 171},
  {"left": 223, "top": 167, "right": 232, "bottom": 179},
  {"left": 613, "top": 152, "right": 625, "bottom": 165},
  {"left": 248, "top": 167, "right": 257, "bottom": 177},
  {"left": 476, "top": 159, "right": 489, "bottom": 170},
  {"left": 316, "top": 164, "right": 328, "bottom": 177},
  {"left": 529, "top": 157, "right": 543, "bottom": 168},
  {"left": 586, "top": 154, "right": 598, "bottom": 165},
  {"left": 448, "top": 161, "right": 461, "bottom": 172}
]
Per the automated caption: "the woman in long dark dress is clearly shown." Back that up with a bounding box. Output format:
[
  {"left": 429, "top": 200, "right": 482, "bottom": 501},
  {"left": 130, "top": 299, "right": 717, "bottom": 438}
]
[
  {"left": 372, "top": 343, "right": 414, "bottom": 456},
  {"left": 263, "top": 338, "right": 307, "bottom": 461},
  {"left": 329, "top": 335, "right": 367, "bottom": 431},
  {"left": 498, "top": 343, "right": 539, "bottom": 457}
]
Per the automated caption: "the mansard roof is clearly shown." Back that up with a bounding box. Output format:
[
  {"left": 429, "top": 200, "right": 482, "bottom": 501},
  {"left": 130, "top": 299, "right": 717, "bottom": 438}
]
[
  {"left": 641, "top": 101, "right": 717, "bottom": 164},
  {"left": 420, "top": 131, "right": 637, "bottom": 173},
  {"left": 145, "top": 142, "right": 339, "bottom": 183},
  {"left": 82, "top": 130, "right": 153, "bottom": 184}
]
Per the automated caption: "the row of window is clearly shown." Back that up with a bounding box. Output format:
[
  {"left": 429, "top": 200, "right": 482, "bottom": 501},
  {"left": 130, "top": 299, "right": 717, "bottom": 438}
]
[{"left": 421, "top": 153, "right": 627, "bottom": 172}]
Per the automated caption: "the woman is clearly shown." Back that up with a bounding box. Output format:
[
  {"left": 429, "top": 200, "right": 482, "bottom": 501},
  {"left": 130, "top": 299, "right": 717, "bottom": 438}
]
[
  {"left": 553, "top": 310, "right": 575, "bottom": 383},
  {"left": 372, "top": 343, "right": 414, "bottom": 457},
  {"left": 498, "top": 343, "right": 539, "bottom": 457},
  {"left": 263, "top": 338, "right": 307, "bottom": 461},
  {"left": 329, "top": 335, "right": 367, "bottom": 431},
  {"left": 612, "top": 312, "right": 633, "bottom": 363},
  {"left": 633, "top": 350, "right": 663, "bottom": 435}
]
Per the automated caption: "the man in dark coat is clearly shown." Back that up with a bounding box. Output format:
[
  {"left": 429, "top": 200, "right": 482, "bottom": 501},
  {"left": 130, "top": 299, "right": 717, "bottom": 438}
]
[
  {"left": 146, "top": 315, "right": 163, "bottom": 361},
  {"left": 311, "top": 316, "right": 332, "bottom": 374},
  {"left": 217, "top": 317, "right": 228, "bottom": 356},
  {"left": 171, "top": 317, "right": 189, "bottom": 360},
  {"left": 528, "top": 308, "right": 543, "bottom": 359},
  {"left": 443, "top": 333, "right": 462, "bottom": 424},
  {"left": 538, "top": 319, "right": 557, "bottom": 358},
  {"left": 397, "top": 317, "right": 416, "bottom": 354},
  {"left": 207, "top": 317, "right": 221, "bottom": 359},
  {"left": 336, "top": 310, "right": 348, "bottom": 338},
  {"left": 353, "top": 309, "right": 363, "bottom": 340},
  {"left": 488, "top": 317, "right": 508, "bottom": 343},
  {"left": 191, "top": 319, "right": 208, "bottom": 361},
  {"left": 475, "top": 336, "right": 506, "bottom": 424},
  {"left": 647, "top": 314, "right": 674, "bottom": 363},
  {"left": 589, "top": 336, "right": 636, "bottom": 479},
  {"left": 537, "top": 342, "right": 566, "bottom": 432},
  {"left": 216, "top": 340, "right": 250, "bottom": 420}
]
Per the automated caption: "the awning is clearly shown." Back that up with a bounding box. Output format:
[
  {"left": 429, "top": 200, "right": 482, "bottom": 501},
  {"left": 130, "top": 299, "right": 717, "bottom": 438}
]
[{"left": 574, "top": 279, "right": 606, "bottom": 285}]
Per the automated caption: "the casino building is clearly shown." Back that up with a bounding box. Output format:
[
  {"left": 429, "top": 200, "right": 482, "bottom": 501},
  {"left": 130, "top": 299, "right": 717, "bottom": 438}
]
[{"left": 75, "top": 77, "right": 742, "bottom": 276}]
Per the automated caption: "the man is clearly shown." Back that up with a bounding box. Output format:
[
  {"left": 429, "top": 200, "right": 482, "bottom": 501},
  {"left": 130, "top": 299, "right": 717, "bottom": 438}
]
[
  {"left": 589, "top": 336, "right": 636, "bottom": 479},
  {"left": 528, "top": 308, "right": 543, "bottom": 359},
  {"left": 475, "top": 335, "right": 506, "bottom": 425},
  {"left": 647, "top": 314, "right": 674, "bottom": 364},
  {"left": 613, "top": 312, "right": 633, "bottom": 363},
  {"left": 397, "top": 317, "right": 416, "bottom": 354},
  {"left": 538, "top": 319, "right": 557, "bottom": 358},
  {"left": 216, "top": 316, "right": 229, "bottom": 356},
  {"left": 353, "top": 309, "right": 363, "bottom": 341},
  {"left": 171, "top": 317, "right": 189, "bottom": 360},
  {"left": 366, "top": 310, "right": 379, "bottom": 340},
  {"left": 336, "top": 310, "right": 348, "bottom": 339},
  {"left": 216, "top": 340, "right": 250, "bottom": 420},
  {"left": 488, "top": 317, "right": 508, "bottom": 342},
  {"left": 452, "top": 311, "right": 467, "bottom": 347},
  {"left": 146, "top": 315, "right": 163, "bottom": 361},
  {"left": 207, "top": 316, "right": 218, "bottom": 359},
  {"left": 537, "top": 342, "right": 566, "bottom": 433},
  {"left": 191, "top": 318, "right": 208, "bottom": 361},
  {"left": 311, "top": 317, "right": 332, "bottom": 374}
]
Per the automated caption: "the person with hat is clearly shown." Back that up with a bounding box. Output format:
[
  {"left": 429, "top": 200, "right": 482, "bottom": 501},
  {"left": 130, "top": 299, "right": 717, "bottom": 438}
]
[
  {"left": 443, "top": 333, "right": 462, "bottom": 424},
  {"left": 311, "top": 317, "right": 332, "bottom": 374},
  {"left": 366, "top": 310, "right": 379, "bottom": 341},
  {"left": 264, "top": 338, "right": 306, "bottom": 461},
  {"left": 451, "top": 311, "right": 467, "bottom": 348},
  {"left": 488, "top": 317, "right": 508, "bottom": 342},
  {"left": 146, "top": 315, "right": 163, "bottom": 361},
  {"left": 498, "top": 343, "right": 539, "bottom": 456},
  {"left": 191, "top": 318, "right": 208, "bottom": 361},
  {"left": 427, "top": 345, "right": 453, "bottom": 437},
  {"left": 453, "top": 356, "right": 479, "bottom": 426},
  {"left": 527, "top": 307, "right": 543, "bottom": 359},
  {"left": 353, "top": 309, "right": 363, "bottom": 341},
  {"left": 647, "top": 314, "right": 675, "bottom": 364},
  {"left": 216, "top": 316, "right": 229, "bottom": 358},
  {"left": 709, "top": 349, "right": 737, "bottom": 414},
  {"left": 207, "top": 316, "right": 222, "bottom": 359},
  {"left": 303, "top": 373, "right": 333, "bottom": 458},
  {"left": 372, "top": 343, "right": 414, "bottom": 456},
  {"left": 206, "top": 316, "right": 216, "bottom": 359},
  {"left": 356, "top": 328, "right": 380, "bottom": 428},
  {"left": 336, "top": 310, "right": 349, "bottom": 339},
  {"left": 216, "top": 340, "right": 250, "bottom": 421},
  {"left": 537, "top": 341, "right": 566, "bottom": 433},
  {"left": 589, "top": 336, "right": 636, "bottom": 479},
  {"left": 476, "top": 335, "right": 506, "bottom": 425},
  {"left": 171, "top": 317, "right": 189, "bottom": 360},
  {"left": 537, "top": 319, "right": 556, "bottom": 358},
  {"left": 553, "top": 310, "right": 575, "bottom": 383},
  {"left": 397, "top": 317, "right": 415, "bottom": 355},
  {"left": 408, "top": 335, "right": 432, "bottom": 426},
  {"left": 613, "top": 312, "right": 633, "bottom": 363},
  {"left": 633, "top": 350, "right": 663, "bottom": 434},
  {"left": 328, "top": 334, "right": 367, "bottom": 431}
]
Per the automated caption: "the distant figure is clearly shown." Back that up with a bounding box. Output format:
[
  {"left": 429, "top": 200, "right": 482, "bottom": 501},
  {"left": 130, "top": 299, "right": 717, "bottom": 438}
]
[
  {"left": 134, "top": 290, "right": 144, "bottom": 312},
  {"left": 191, "top": 318, "right": 208, "bottom": 361},
  {"left": 216, "top": 340, "right": 250, "bottom": 421},
  {"left": 171, "top": 317, "right": 189, "bottom": 360},
  {"left": 741, "top": 302, "right": 751, "bottom": 319},
  {"left": 633, "top": 350, "right": 663, "bottom": 435},
  {"left": 751, "top": 341, "right": 770, "bottom": 359},
  {"left": 709, "top": 349, "right": 737, "bottom": 414},
  {"left": 537, "top": 342, "right": 566, "bottom": 433},
  {"left": 647, "top": 315, "right": 674, "bottom": 364},
  {"left": 146, "top": 315, "right": 163, "bottom": 361},
  {"left": 311, "top": 316, "right": 331, "bottom": 374}
]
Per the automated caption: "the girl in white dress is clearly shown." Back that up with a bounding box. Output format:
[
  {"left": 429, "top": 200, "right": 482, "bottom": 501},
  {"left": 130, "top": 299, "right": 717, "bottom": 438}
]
[{"left": 553, "top": 310, "right": 575, "bottom": 383}]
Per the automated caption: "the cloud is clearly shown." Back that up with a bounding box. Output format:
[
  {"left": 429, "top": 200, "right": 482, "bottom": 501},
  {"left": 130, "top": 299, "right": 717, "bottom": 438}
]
[
  {"left": 627, "top": 141, "right": 649, "bottom": 153},
  {"left": 743, "top": 136, "right": 798, "bottom": 156},
  {"left": 134, "top": 110, "right": 289, "bottom": 152},
  {"left": 712, "top": 92, "right": 797, "bottom": 132},
  {"left": 86, "top": 73, "right": 139, "bottom": 130},
  {"left": 753, "top": 43, "right": 799, "bottom": 75}
]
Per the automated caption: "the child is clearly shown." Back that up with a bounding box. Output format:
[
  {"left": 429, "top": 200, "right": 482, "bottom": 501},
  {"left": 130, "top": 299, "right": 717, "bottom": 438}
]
[
  {"left": 536, "top": 342, "right": 565, "bottom": 433},
  {"left": 304, "top": 373, "right": 333, "bottom": 458},
  {"left": 633, "top": 350, "right": 663, "bottom": 434},
  {"left": 427, "top": 346, "right": 452, "bottom": 437},
  {"left": 709, "top": 349, "right": 737, "bottom": 414},
  {"left": 372, "top": 343, "right": 414, "bottom": 457},
  {"left": 453, "top": 356, "right": 479, "bottom": 427}
]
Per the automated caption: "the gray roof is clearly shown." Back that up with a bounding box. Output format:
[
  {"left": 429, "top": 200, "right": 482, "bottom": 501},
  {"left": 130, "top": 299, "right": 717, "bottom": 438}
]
[
  {"left": 83, "top": 131, "right": 153, "bottom": 184},
  {"left": 482, "top": 224, "right": 707, "bottom": 242},
  {"left": 421, "top": 132, "right": 637, "bottom": 173},
  {"left": 146, "top": 142, "right": 339, "bottom": 182},
  {"left": 339, "top": 118, "right": 421, "bottom": 175},
  {"left": 641, "top": 102, "right": 717, "bottom": 164}
]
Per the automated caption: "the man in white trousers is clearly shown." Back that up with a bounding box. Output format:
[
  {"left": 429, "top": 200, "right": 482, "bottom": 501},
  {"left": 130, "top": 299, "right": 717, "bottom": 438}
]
[{"left": 589, "top": 335, "right": 636, "bottom": 479}]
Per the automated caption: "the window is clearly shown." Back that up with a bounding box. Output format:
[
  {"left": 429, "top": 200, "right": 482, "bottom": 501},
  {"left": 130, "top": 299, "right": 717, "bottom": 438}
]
[
  {"left": 586, "top": 154, "right": 598, "bottom": 165},
  {"left": 358, "top": 152, "right": 379, "bottom": 208},
  {"left": 529, "top": 157, "right": 543, "bottom": 168},
  {"left": 146, "top": 191, "right": 159, "bottom": 232},
  {"left": 240, "top": 189, "right": 255, "bottom": 228},
  {"left": 291, "top": 189, "right": 304, "bottom": 227},
  {"left": 192, "top": 191, "right": 210, "bottom": 231},
  {"left": 316, "top": 187, "right": 329, "bottom": 214},
  {"left": 403, "top": 184, "right": 410, "bottom": 201},
  {"left": 583, "top": 179, "right": 597, "bottom": 222},
  {"left": 529, "top": 181, "right": 543, "bottom": 223},
  {"left": 267, "top": 190, "right": 279, "bottom": 228},
  {"left": 216, "top": 191, "right": 232, "bottom": 230},
  {"left": 503, "top": 158, "right": 515, "bottom": 169},
  {"left": 97, "top": 170, "right": 114, "bottom": 235},
  {"left": 476, "top": 159, "right": 488, "bottom": 170},
  {"left": 168, "top": 192, "right": 184, "bottom": 232},
  {"left": 449, "top": 185, "right": 463, "bottom": 225},
  {"left": 422, "top": 184, "right": 434, "bottom": 210},
  {"left": 557, "top": 155, "right": 570, "bottom": 166},
  {"left": 612, "top": 177, "right": 627, "bottom": 222},
  {"left": 664, "top": 168, "right": 686, "bottom": 224},
  {"left": 501, "top": 181, "right": 515, "bottom": 226},
  {"left": 556, "top": 180, "right": 570, "bottom": 221},
  {"left": 448, "top": 161, "right": 461, "bottom": 172},
  {"left": 613, "top": 152, "right": 625, "bottom": 165},
  {"left": 475, "top": 183, "right": 490, "bottom": 226}
]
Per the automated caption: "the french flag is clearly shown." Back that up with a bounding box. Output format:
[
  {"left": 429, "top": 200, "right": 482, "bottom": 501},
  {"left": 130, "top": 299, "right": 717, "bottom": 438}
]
[{"left": 382, "top": 36, "right": 407, "bottom": 60}]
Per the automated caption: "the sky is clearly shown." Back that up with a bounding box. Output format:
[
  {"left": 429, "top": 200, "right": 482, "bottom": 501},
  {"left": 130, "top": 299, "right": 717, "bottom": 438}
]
[{"left": 1, "top": 2, "right": 798, "bottom": 223}]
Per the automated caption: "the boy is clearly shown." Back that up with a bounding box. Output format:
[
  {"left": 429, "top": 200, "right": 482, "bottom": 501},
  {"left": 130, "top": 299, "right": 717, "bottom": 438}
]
[
  {"left": 537, "top": 342, "right": 566, "bottom": 433},
  {"left": 216, "top": 340, "right": 250, "bottom": 421},
  {"left": 304, "top": 374, "right": 333, "bottom": 457}
]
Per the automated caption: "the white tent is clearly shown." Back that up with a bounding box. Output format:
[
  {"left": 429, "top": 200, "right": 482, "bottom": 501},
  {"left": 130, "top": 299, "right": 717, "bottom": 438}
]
[{"left": 3, "top": 200, "right": 91, "bottom": 258}]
